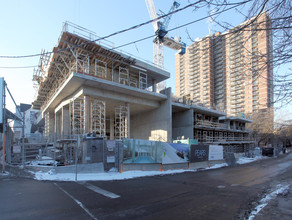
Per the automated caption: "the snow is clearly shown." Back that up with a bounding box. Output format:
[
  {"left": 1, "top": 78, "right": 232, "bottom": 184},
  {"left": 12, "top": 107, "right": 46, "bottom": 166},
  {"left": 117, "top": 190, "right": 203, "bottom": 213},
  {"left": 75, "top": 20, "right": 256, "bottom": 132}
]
[
  {"left": 27, "top": 160, "right": 57, "bottom": 166},
  {"left": 0, "top": 171, "right": 10, "bottom": 176},
  {"left": 30, "top": 153, "right": 279, "bottom": 182},
  {"left": 247, "top": 184, "right": 290, "bottom": 220},
  {"left": 34, "top": 162, "right": 229, "bottom": 181},
  {"left": 206, "top": 163, "right": 228, "bottom": 170},
  {"left": 236, "top": 156, "right": 264, "bottom": 165},
  {"left": 27, "top": 156, "right": 57, "bottom": 166},
  {"left": 35, "top": 169, "right": 195, "bottom": 181}
]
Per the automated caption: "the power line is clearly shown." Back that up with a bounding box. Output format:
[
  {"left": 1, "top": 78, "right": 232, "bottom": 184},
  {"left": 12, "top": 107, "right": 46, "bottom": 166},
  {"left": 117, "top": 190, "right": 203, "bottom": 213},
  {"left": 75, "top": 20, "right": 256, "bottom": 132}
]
[
  {"left": 0, "top": 65, "right": 38, "bottom": 69},
  {"left": 0, "top": 1, "right": 249, "bottom": 69},
  {"left": 112, "top": 1, "right": 247, "bottom": 51},
  {"left": 0, "top": 1, "right": 203, "bottom": 59}
]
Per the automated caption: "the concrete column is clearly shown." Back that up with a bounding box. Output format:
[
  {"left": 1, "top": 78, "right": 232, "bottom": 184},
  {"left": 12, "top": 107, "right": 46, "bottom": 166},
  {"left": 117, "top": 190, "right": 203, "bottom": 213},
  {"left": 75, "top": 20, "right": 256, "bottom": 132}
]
[
  {"left": 62, "top": 105, "right": 70, "bottom": 137},
  {"left": 172, "top": 109, "right": 194, "bottom": 140},
  {"left": 49, "top": 112, "right": 55, "bottom": 137},
  {"left": 152, "top": 79, "right": 157, "bottom": 93},
  {"left": 110, "top": 114, "right": 114, "bottom": 140},
  {"left": 84, "top": 95, "right": 90, "bottom": 133},
  {"left": 55, "top": 111, "right": 61, "bottom": 138}
]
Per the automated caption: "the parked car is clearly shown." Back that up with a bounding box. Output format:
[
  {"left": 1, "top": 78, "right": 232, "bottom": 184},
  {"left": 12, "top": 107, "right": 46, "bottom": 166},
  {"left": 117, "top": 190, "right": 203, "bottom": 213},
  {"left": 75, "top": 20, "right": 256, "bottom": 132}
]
[{"left": 262, "top": 145, "right": 274, "bottom": 157}]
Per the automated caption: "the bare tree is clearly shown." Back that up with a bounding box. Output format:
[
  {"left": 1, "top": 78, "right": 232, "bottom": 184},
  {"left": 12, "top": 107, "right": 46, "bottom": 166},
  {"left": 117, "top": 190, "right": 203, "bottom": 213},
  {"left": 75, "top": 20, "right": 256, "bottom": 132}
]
[
  {"left": 187, "top": 0, "right": 292, "bottom": 107},
  {"left": 246, "top": 108, "right": 274, "bottom": 146}
]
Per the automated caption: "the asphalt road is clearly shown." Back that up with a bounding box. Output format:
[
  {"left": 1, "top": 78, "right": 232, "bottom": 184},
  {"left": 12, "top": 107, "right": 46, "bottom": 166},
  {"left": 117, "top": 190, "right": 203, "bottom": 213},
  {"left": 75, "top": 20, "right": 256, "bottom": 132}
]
[{"left": 1, "top": 152, "right": 292, "bottom": 220}]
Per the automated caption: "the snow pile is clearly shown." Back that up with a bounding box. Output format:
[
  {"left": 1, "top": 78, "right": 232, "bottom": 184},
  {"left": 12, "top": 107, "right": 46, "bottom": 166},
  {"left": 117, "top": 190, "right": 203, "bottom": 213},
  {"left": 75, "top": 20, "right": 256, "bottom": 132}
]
[
  {"left": 35, "top": 169, "right": 195, "bottom": 181},
  {"left": 0, "top": 171, "right": 9, "bottom": 176},
  {"left": 27, "top": 156, "right": 57, "bottom": 166},
  {"left": 34, "top": 161, "right": 229, "bottom": 182},
  {"left": 206, "top": 163, "right": 228, "bottom": 170},
  {"left": 248, "top": 184, "right": 290, "bottom": 220},
  {"left": 236, "top": 156, "right": 263, "bottom": 165}
]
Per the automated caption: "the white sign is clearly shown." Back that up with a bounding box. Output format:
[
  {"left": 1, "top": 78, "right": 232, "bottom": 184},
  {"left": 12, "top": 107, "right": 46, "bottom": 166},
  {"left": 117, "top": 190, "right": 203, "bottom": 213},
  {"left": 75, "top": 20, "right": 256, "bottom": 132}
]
[
  {"left": 208, "top": 145, "right": 223, "bottom": 160},
  {"left": 107, "top": 156, "right": 115, "bottom": 163}
]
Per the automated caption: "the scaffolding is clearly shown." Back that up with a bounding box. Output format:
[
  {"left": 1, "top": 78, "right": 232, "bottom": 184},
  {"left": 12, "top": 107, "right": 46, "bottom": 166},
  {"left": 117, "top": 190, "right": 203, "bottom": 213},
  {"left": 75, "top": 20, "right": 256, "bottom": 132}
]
[
  {"left": 71, "top": 52, "right": 90, "bottom": 74},
  {"left": 70, "top": 97, "right": 85, "bottom": 135},
  {"left": 139, "top": 71, "right": 147, "bottom": 89},
  {"left": 119, "top": 67, "right": 129, "bottom": 85},
  {"left": 91, "top": 99, "right": 106, "bottom": 137},
  {"left": 44, "top": 112, "right": 50, "bottom": 137},
  {"left": 95, "top": 59, "right": 107, "bottom": 79},
  {"left": 114, "top": 105, "right": 129, "bottom": 140},
  {"left": 129, "top": 74, "right": 138, "bottom": 87}
]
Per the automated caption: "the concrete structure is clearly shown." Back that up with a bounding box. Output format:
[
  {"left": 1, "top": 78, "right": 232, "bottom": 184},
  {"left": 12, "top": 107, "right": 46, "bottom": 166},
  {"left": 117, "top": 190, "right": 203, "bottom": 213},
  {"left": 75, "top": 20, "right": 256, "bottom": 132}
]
[
  {"left": 32, "top": 22, "right": 254, "bottom": 156},
  {"left": 33, "top": 22, "right": 172, "bottom": 142},
  {"left": 172, "top": 98, "right": 255, "bottom": 153},
  {"left": 175, "top": 12, "right": 273, "bottom": 117}
]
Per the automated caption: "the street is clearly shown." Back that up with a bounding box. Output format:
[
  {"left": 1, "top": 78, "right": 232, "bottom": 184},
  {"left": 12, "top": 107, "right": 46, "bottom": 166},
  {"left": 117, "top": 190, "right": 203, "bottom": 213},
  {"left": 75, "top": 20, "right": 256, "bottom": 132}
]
[{"left": 1, "top": 153, "right": 292, "bottom": 220}]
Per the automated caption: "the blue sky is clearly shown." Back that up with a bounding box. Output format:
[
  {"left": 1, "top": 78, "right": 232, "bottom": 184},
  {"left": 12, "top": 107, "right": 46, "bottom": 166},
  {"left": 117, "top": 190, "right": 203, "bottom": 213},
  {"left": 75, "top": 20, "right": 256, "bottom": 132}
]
[{"left": 0, "top": 0, "right": 289, "bottom": 119}]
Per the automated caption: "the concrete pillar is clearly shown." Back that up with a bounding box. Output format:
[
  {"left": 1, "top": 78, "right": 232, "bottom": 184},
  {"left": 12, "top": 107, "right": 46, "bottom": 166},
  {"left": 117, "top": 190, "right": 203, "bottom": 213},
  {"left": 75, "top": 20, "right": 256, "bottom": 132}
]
[
  {"left": 152, "top": 79, "right": 157, "bottom": 93},
  {"left": 110, "top": 114, "right": 114, "bottom": 140},
  {"left": 84, "top": 95, "right": 90, "bottom": 133},
  {"left": 55, "top": 111, "right": 61, "bottom": 138},
  {"left": 49, "top": 112, "right": 55, "bottom": 137},
  {"left": 62, "top": 105, "right": 70, "bottom": 137}
]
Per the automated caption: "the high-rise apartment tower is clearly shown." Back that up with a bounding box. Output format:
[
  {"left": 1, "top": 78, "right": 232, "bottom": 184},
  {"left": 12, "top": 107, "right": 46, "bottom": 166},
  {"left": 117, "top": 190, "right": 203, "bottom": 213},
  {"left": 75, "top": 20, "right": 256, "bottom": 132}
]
[{"left": 175, "top": 12, "right": 273, "bottom": 117}]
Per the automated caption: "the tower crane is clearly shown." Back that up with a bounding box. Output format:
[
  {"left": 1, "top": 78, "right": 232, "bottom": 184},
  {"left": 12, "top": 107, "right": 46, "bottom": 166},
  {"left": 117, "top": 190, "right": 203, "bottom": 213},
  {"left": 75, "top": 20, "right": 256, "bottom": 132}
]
[{"left": 145, "top": 0, "right": 186, "bottom": 91}]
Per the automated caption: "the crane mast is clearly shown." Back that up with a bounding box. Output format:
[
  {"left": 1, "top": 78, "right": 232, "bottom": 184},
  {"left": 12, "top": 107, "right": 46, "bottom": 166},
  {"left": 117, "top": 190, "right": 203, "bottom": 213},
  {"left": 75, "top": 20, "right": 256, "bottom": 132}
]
[{"left": 145, "top": 0, "right": 186, "bottom": 91}]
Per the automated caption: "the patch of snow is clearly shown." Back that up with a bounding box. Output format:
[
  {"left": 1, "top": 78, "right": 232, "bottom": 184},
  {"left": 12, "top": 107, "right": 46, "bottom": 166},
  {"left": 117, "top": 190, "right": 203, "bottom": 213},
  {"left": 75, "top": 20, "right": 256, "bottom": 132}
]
[
  {"left": 31, "top": 154, "right": 265, "bottom": 182},
  {"left": 109, "top": 167, "right": 118, "bottom": 172},
  {"left": 206, "top": 163, "right": 228, "bottom": 169},
  {"left": 27, "top": 160, "right": 57, "bottom": 166},
  {"left": 236, "top": 156, "right": 263, "bottom": 165},
  {"left": 247, "top": 184, "right": 290, "bottom": 220},
  {"left": 40, "top": 156, "right": 53, "bottom": 160},
  {"left": 0, "top": 171, "right": 9, "bottom": 176},
  {"left": 35, "top": 169, "right": 195, "bottom": 181}
]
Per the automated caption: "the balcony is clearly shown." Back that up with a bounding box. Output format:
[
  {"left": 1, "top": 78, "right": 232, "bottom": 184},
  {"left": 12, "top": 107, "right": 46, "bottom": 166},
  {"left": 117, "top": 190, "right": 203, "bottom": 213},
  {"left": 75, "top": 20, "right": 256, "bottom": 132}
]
[{"left": 195, "top": 120, "right": 227, "bottom": 129}]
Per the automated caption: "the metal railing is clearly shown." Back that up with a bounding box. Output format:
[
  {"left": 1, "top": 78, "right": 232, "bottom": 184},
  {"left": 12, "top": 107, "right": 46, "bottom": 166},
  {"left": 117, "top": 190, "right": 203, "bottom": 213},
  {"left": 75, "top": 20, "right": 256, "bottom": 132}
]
[
  {"left": 197, "top": 136, "right": 255, "bottom": 143},
  {"left": 195, "top": 120, "right": 227, "bottom": 129}
]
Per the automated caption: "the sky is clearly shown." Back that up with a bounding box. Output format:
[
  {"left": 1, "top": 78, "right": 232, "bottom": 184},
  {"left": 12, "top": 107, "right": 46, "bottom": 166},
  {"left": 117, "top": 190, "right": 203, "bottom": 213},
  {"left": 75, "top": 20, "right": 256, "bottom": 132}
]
[{"left": 0, "top": 0, "right": 290, "bottom": 119}]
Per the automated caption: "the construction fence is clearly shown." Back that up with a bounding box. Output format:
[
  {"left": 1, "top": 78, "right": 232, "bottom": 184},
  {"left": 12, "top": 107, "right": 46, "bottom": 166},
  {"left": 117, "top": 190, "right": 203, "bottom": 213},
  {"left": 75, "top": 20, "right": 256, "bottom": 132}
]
[{"left": 6, "top": 136, "right": 258, "bottom": 173}]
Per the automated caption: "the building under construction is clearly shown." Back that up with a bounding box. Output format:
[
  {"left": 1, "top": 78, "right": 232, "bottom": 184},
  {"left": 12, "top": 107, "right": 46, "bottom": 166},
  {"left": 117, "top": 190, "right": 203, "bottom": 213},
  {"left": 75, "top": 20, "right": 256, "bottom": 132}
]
[
  {"left": 32, "top": 22, "right": 254, "bottom": 155},
  {"left": 33, "top": 22, "right": 172, "bottom": 142}
]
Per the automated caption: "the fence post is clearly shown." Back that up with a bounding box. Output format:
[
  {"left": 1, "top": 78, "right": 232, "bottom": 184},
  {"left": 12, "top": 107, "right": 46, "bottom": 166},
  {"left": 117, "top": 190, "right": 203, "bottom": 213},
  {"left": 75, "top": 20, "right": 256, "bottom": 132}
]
[{"left": 75, "top": 135, "right": 79, "bottom": 182}]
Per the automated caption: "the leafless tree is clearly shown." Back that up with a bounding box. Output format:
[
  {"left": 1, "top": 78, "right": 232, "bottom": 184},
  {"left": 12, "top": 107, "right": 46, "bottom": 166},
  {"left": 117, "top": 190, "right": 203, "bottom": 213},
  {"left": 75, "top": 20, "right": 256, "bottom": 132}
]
[{"left": 187, "top": 0, "right": 292, "bottom": 107}]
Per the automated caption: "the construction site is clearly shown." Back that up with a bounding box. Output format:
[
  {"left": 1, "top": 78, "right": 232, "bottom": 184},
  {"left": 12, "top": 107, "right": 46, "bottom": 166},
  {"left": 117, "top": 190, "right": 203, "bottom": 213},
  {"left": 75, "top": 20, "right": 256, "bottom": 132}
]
[
  {"left": 0, "top": 1, "right": 260, "bottom": 172},
  {"left": 0, "top": 20, "right": 256, "bottom": 172},
  {"left": 32, "top": 22, "right": 172, "bottom": 143}
]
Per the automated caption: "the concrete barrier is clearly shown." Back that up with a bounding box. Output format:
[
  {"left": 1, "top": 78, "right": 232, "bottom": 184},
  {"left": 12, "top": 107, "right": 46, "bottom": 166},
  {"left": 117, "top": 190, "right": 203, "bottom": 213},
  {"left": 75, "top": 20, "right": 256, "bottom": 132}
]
[
  {"left": 162, "top": 163, "right": 188, "bottom": 171},
  {"left": 189, "top": 160, "right": 225, "bottom": 170},
  {"left": 54, "top": 163, "right": 104, "bottom": 174},
  {"left": 121, "top": 163, "right": 161, "bottom": 172},
  {"left": 189, "top": 161, "right": 209, "bottom": 170}
]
